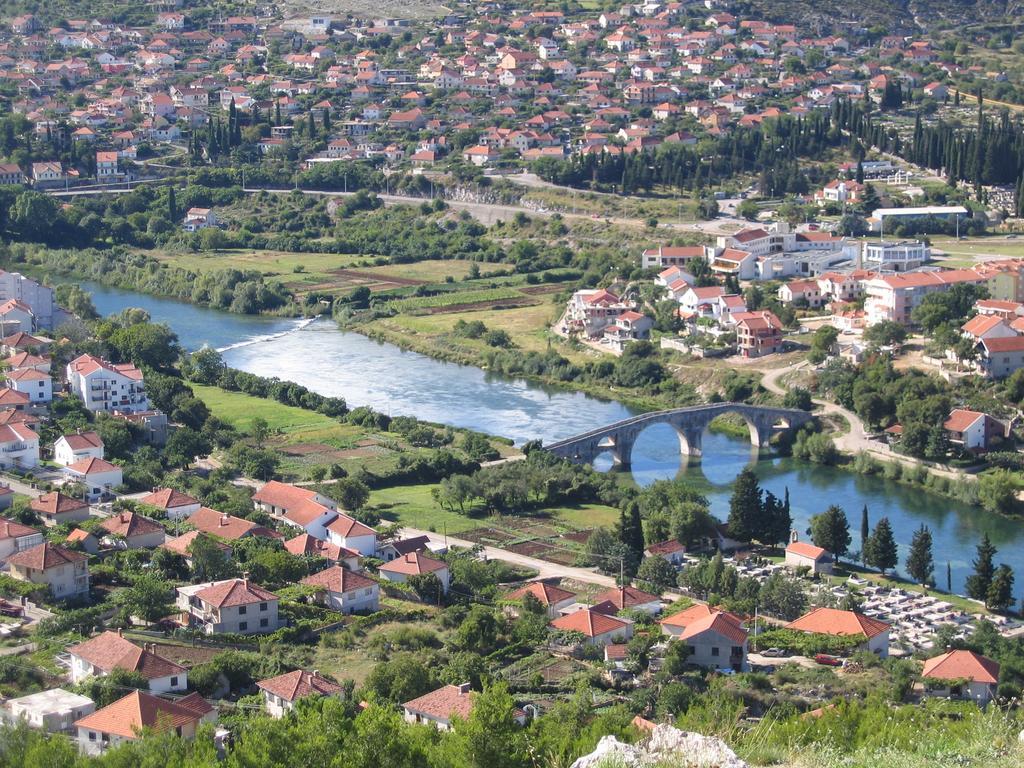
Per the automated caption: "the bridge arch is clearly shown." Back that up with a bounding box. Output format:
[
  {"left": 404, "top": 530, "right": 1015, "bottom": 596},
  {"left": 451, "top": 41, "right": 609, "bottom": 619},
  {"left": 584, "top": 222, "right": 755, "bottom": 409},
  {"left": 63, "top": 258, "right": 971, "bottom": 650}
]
[{"left": 545, "top": 403, "right": 815, "bottom": 469}]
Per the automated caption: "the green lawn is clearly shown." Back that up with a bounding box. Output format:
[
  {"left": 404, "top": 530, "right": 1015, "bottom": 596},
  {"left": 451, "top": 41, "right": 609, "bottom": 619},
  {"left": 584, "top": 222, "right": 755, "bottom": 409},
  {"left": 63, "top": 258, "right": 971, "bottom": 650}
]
[
  {"left": 190, "top": 383, "right": 343, "bottom": 435},
  {"left": 369, "top": 484, "right": 481, "bottom": 534},
  {"left": 369, "top": 483, "right": 619, "bottom": 535}
]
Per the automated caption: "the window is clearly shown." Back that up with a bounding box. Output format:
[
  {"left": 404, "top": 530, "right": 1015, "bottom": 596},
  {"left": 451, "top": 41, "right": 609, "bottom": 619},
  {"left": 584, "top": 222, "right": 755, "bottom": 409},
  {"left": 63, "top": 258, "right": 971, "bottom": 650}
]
[
  {"left": 364, "top": 588, "right": 373, "bottom": 596},
  {"left": 89, "top": 732, "right": 96, "bottom": 742},
  {"left": 260, "top": 602, "right": 268, "bottom": 611},
  {"left": 170, "top": 676, "right": 179, "bottom": 687},
  {"left": 238, "top": 606, "right": 247, "bottom": 615},
  {"left": 260, "top": 618, "right": 269, "bottom": 628},
  {"left": 239, "top": 621, "right": 248, "bottom": 631},
  {"left": 711, "top": 647, "right": 720, "bottom": 656}
]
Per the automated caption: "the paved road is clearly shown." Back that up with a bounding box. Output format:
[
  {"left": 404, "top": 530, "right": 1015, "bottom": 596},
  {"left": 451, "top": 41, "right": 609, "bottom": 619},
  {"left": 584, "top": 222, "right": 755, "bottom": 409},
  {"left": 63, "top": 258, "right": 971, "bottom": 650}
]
[
  {"left": 760, "top": 360, "right": 872, "bottom": 455},
  {"left": 399, "top": 525, "right": 617, "bottom": 588},
  {"left": 760, "top": 360, "right": 977, "bottom": 481}
]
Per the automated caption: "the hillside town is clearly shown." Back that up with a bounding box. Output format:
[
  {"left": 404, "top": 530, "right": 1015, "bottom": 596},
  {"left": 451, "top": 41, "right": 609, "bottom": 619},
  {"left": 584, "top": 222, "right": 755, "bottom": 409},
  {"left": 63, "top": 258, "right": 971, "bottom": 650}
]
[{"left": 0, "top": 0, "right": 1022, "bottom": 767}]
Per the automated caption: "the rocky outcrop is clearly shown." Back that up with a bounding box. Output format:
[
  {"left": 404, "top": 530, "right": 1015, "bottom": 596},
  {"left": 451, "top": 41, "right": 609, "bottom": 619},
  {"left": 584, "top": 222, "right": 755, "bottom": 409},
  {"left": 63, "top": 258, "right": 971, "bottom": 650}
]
[{"left": 570, "top": 724, "right": 748, "bottom": 768}]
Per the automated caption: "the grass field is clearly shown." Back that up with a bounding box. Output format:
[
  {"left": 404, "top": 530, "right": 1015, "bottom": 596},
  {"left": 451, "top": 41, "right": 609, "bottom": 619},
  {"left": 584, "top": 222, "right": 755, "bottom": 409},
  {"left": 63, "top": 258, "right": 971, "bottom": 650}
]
[
  {"left": 374, "top": 299, "right": 579, "bottom": 359},
  {"left": 369, "top": 483, "right": 620, "bottom": 535},
  {"left": 930, "top": 236, "right": 1024, "bottom": 261},
  {"left": 190, "top": 383, "right": 346, "bottom": 435}
]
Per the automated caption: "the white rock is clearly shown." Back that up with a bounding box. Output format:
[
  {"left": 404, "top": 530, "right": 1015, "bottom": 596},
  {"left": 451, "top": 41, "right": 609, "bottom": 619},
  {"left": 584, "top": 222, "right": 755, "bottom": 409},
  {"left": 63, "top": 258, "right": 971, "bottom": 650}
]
[{"left": 570, "top": 725, "right": 748, "bottom": 768}]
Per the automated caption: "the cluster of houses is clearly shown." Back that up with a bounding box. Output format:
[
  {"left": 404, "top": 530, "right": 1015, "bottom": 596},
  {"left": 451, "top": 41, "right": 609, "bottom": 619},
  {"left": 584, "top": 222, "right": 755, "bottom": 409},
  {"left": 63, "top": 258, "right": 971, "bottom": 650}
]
[{"left": 0, "top": 0, "right": 998, "bottom": 187}]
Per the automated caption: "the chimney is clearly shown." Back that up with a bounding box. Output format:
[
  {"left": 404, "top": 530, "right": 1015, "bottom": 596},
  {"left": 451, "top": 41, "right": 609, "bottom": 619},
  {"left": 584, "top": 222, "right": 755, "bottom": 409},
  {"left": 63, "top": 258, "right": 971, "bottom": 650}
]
[
  {"left": 241, "top": 571, "right": 249, "bottom": 588},
  {"left": 457, "top": 682, "right": 471, "bottom": 694},
  {"left": 790, "top": 529, "right": 799, "bottom": 544},
  {"left": 117, "top": 628, "right": 123, "bottom": 637},
  {"left": 220, "top": 514, "right": 228, "bottom": 526}
]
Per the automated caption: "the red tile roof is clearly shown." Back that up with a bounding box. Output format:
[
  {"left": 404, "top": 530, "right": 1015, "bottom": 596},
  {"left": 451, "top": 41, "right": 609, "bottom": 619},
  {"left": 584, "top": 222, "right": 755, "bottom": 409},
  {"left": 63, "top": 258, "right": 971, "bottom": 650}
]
[
  {"left": 7, "top": 542, "right": 86, "bottom": 570},
  {"left": 70, "top": 631, "right": 185, "bottom": 680},
  {"left": 921, "top": 649, "right": 999, "bottom": 684},
  {"left": 645, "top": 539, "right": 685, "bottom": 556},
  {"left": 325, "top": 514, "right": 375, "bottom": 539},
  {"left": 257, "top": 670, "right": 342, "bottom": 702},
  {"left": 99, "top": 511, "right": 163, "bottom": 539},
  {"left": 678, "top": 610, "right": 748, "bottom": 644},
  {"left": 58, "top": 431, "right": 103, "bottom": 451},
  {"left": 31, "top": 491, "right": 87, "bottom": 517},
  {"left": 73, "top": 690, "right": 201, "bottom": 739},
  {"left": 403, "top": 684, "right": 474, "bottom": 722},
  {"left": 504, "top": 581, "right": 575, "bottom": 606},
  {"left": 785, "top": 607, "right": 889, "bottom": 639},
  {"left": 252, "top": 480, "right": 320, "bottom": 510},
  {"left": 591, "top": 585, "right": 660, "bottom": 610},
  {"left": 785, "top": 540, "right": 829, "bottom": 560},
  {"left": 300, "top": 565, "right": 376, "bottom": 593},
  {"left": 65, "top": 457, "right": 120, "bottom": 475},
  {"left": 943, "top": 409, "right": 985, "bottom": 433},
  {"left": 187, "top": 507, "right": 257, "bottom": 540},
  {"left": 193, "top": 578, "right": 277, "bottom": 608},
  {"left": 140, "top": 488, "right": 199, "bottom": 510},
  {"left": 660, "top": 604, "right": 743, "bottom": 629},
  {"left": 0, "top": 517, "right": 39, "bottom": 542},
  {"left": 379, "top": 551, "right": 446, "bottom": 576},
  {"left": 161, "top": 530, "right": 231, "bottom": 558},
  {"left": 550, "top": 608, "right": 629, "bottom": 638}
]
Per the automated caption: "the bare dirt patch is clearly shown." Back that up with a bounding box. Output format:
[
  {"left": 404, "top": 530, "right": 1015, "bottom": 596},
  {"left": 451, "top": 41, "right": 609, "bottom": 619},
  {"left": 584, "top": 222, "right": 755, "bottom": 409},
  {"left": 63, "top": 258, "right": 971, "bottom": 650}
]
[
  {"left": 420, "top": 297, "right": 539, "bottom": 315},
  {"left": 459, "top": 527, "right": 519, "bottom": 546}
]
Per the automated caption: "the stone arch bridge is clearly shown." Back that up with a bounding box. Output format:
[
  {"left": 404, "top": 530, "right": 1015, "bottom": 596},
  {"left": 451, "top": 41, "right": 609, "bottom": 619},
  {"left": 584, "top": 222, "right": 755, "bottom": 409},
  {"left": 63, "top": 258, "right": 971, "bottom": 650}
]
[{"left": 545, "top": 403, "right": 815, "bottom": 468}]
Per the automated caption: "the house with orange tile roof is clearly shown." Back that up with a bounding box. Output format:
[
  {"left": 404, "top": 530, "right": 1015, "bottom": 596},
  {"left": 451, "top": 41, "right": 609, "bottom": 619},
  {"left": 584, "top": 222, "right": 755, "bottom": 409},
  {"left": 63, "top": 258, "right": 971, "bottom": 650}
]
[
  {"left": 31, "top": 492, "right": 89, "bottom": 527},
  {"left": 785, "top": 607, "right": 890, "bottom": 657},
  {"left": 402, "top": 683, "right": 526, "bottom": 730},
  {"left": 252, "top": 480, "right": 339, "bottom": 540},
  {"left": 0, "top": 422, "right": 39, "bottom": 469},
  {"left": 257, "top": 670, "right": 343, "bottom": 718},
  {"left": 504, "top": 581, "right": 577, "bottom": 618},
  {"left": 161, "top": 530, "right": 232, "bottom": 567},
  {"left": 644, "top": 539, "right": 686, "bottom": 566},
  {"left": 591, "top": 585, "right": 662, "bottom": 616},
  {"left": 66, "top": 354, "right": 150, "bottom": 415},
  {"left": 139, "top": 487, "right": 201, "bottom": 520},
  {"left": 0, "top": 517, "right": 44, "bottom": 561},
  {"left": 74, "top": 690, "right": 206, "bottom": 755},
  {"left": 550, "top": 607, "right": 633, "bottom": 646},
  {"left": 300, "top": 565, "right": 379, "bottom": 613},
  {"left": 920, "top": 649, "right": 1000, "bottom": 704},
  {"left": 175, "top": 577, "right": 280, "bottom": 634},
  {"left": 185, "top": 507, "right": 265, "bottom": 541},
  {"left": 98, "top": 511, "right": 165, "bottom": 549},
  {"left": 53, "top": 431, "right": 104, "bottom": 467},
  {"left": 943, "top": 409, "right": 1004, "bottom": 452},
  {"left": 61, "top": 457, "right": 122, "bottom": 501},
  {"left": 673, "top": 609, "right": 748, "bottom": 671},
  {"left": 784, "top": 534, "right": 833, "bottom": 575},
  {"left": 378, "top": 552, "right": 450, "bottom": 592},
  {"left": 69, "top": 630, "right": 187, "bottom": 693},
  {"left": 325, "top": 513, "right": 377, "bottom": 556},
  {"left": 284, "top": 533, "right": 360, "bottom": 570},
  {"left": 7, "top": 542, "right": 89, "bottom": 598}
]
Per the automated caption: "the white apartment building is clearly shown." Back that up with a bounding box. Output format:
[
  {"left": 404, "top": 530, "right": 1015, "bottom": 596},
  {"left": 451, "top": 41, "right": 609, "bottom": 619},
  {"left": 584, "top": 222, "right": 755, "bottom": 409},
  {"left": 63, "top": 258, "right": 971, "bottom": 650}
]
[
  {"left": 0, "top": 271, "right": 55, "bottom": 328},
  {"left": 861, "top": 240, "right": 930, "bottom": 272},
  {"left": 66, "top": 354, "right": 150, "bottom": 414}
]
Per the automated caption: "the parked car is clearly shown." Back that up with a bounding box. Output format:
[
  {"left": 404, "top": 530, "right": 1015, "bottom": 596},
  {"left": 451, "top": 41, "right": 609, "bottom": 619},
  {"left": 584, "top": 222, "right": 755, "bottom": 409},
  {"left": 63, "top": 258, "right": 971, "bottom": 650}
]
[
  {"left": 761, "top": 647, "right": 789, "bottom": 658},
  {"left": 814, "top": 654, "right": 842, "bottom": 667}
]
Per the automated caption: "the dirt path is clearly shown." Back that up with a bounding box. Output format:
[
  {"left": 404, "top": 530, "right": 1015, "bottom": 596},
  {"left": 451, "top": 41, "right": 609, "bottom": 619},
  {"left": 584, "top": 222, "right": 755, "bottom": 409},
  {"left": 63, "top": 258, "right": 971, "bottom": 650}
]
[{"left": 399, "top": 525, "right": 617, "bottom": 587}]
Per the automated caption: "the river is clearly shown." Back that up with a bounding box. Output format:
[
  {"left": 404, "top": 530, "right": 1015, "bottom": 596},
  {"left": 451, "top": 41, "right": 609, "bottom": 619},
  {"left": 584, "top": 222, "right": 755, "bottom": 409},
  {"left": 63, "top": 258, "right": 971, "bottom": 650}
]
[{"left": 82, "top": 283, "right": 1024, "bottom": 594}]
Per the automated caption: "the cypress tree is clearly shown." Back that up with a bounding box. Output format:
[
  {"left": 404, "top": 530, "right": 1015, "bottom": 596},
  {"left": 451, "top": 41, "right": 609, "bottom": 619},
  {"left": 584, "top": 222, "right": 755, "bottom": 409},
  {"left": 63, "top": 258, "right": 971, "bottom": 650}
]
[
  {"left": 946, "top": 561, "right": 952, "bottom": 593},
  {"left": 167, "top": 186, "right": 177, "bottom": 223},
  {"left": 965, "top": 533, "right": 997, "bottom": 600},
  {"left": 987, "top": 564, "right": 1014, "bottom": 611},
  {"left": 864, "top": 517, "right": 898, "bottom": 575},
  {"left": 860, "top": 505, "right": 869, "bottom": 564},
  {"left": 906, "top": 524, "right": 934, "bottom": 586},
  {"left": 727, "top": 468, "right": 762, "bottom": 544}
]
